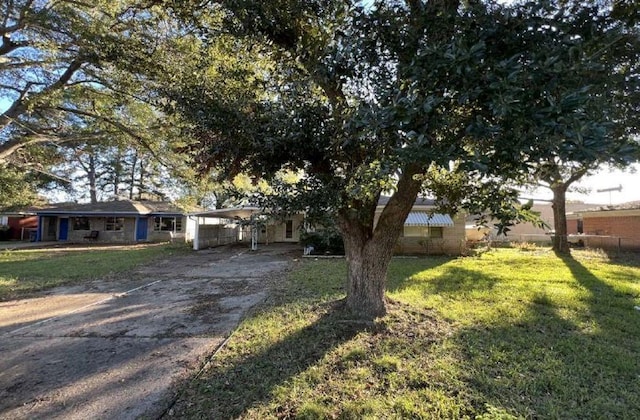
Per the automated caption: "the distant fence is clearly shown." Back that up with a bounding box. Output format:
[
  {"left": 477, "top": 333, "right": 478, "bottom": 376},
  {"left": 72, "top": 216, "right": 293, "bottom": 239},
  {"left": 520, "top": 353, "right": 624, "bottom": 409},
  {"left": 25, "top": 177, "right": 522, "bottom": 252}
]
[
  {"left": 500, "top": 233, "right": 640, "bottom": 252},
  {"left": 568, "top": 235, "right": 640, "bottom": 252}
]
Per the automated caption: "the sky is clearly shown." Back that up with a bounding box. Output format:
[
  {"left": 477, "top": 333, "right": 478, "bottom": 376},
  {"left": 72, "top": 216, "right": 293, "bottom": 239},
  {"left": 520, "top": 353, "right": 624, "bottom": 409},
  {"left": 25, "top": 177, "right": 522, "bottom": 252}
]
[{"left": 526, "top": 166, "right": 640, "bottom": 205}]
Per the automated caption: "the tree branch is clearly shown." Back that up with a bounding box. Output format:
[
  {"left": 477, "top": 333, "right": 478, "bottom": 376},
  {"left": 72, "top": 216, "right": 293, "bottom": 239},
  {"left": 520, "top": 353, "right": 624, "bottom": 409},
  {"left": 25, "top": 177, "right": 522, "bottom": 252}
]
[
  {"left": 0, "top": 35, "right": 29, "bottom": 56},
  {"left": 0, "top": 59, "right": 84, "bottom": 134}
]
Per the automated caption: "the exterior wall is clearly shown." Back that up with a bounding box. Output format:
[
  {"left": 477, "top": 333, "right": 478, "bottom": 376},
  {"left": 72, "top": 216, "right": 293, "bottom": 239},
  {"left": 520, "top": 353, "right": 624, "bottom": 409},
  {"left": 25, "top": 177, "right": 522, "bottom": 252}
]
[
  {"left": 196, "top": 224, "right": 239, "bottom": 249},
  {"left": 66, "top": 217, "right": 136, "bottom": 242},
  {"left": 582, "top": 214, "right": 640, "bottom": 237},
  {"left": 56, "top": 215, "right": 189, "bottom": 243},
  {"left": 149, "top": 216, "right": 190, "bottom": 242},
  {"left": 258, "top": 214, "right": 305, "bottom": 243},
  {"left": 274, "top": 214, "right": 304, "bottom": 242},
  {"left": 466, "top": 226, "right": 490, "bottom": 241},
  {"left": 395, "top": 214, "right": 467, "bottom": 255},
  {"left": 574, "top": 210, "right": 640, "bottom": 250},
  {"left": 566, "top": 218, "right": 579, "bottom": 235},
  {"left": 575, "top": 235, "right": 640, "bottom": 251}
]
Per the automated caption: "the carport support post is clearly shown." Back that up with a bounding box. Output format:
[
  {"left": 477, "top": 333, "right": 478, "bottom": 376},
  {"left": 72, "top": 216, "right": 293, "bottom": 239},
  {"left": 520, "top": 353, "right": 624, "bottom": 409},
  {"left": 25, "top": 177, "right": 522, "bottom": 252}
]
[
  {"left": 251, "top": 216, "right": 258, "bottom": 251},
  {"left": 192, "top": 216, "right": 200, "bottom": 251}
]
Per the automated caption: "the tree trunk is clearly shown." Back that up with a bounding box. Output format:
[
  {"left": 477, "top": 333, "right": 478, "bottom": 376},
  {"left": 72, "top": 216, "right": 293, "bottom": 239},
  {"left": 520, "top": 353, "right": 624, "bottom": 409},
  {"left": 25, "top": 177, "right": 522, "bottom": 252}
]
[
  {"left": 338, "top": 165, "right": 422, "bottom": 319},
  {"left": 87, "top": 154, "right": 98, "bottom": 204},
  {"left": 129, "top": 151, "right": 138, "bottom": 200},
  {"left": 551, "top": 185, "right": 570, "bottom": 254},
  {"left": 340, "top": 222, "right": 395, "bottom": 319}
]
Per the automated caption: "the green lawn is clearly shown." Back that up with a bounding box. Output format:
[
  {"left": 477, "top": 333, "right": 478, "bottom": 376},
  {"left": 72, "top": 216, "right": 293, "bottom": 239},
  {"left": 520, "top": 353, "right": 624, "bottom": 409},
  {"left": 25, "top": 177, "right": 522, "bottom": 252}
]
[
  {"left": 0, "top": 243, "right": 186, "bottom": 301},
  {"left": 172, "top": 247, "right": 640, "bottom": 419}
]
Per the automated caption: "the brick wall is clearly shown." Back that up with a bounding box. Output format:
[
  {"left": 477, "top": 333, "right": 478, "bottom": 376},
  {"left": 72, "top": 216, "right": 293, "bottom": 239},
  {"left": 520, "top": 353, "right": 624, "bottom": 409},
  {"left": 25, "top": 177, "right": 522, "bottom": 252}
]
[
  {"left": 583, "top": 215, "right": 640, "bottom": 238},
  {"left": 567, "top": 219, "right": 579, "bottom": 235}
]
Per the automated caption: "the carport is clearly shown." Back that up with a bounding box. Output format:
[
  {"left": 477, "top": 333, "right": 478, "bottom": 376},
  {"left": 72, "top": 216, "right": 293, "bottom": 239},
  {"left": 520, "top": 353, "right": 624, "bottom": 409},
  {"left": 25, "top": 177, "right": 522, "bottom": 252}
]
[{"left": 190, "top": 206, "right": 263, "bottom": 251}]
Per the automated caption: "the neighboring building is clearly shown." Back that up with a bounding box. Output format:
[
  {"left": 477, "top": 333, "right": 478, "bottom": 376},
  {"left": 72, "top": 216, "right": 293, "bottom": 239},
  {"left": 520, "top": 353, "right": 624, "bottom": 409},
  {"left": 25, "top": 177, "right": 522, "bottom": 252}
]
[
  {"left": 0, "top": 208, "right": 38, "bottom": 241},
  {"left": 466, "top": 201, "right": 601, "bottom": 244},
  {"left": 569, "top": 202, "right": 640, "bottom": 250},
  {"left": 34, "top": 200, "right": 195, "bottom": 243}
]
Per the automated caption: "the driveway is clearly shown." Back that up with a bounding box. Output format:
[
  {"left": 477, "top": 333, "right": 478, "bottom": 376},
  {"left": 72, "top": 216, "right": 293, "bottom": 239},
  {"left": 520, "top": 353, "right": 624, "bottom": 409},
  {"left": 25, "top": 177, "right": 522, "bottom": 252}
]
[{"left": 0, "top": 244, "right": 297, "bottom": 419}]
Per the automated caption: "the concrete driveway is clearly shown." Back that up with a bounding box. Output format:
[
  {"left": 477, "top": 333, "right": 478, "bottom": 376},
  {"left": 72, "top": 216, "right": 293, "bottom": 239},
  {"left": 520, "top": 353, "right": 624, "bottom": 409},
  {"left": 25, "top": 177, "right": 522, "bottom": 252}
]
[{"left": 0, "top": 244, "right": 297, "bottom": 419}]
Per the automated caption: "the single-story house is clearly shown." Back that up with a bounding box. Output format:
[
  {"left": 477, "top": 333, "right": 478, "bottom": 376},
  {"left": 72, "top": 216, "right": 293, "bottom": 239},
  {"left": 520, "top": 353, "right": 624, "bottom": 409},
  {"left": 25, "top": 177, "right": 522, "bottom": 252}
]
[
  {"left": 568, "top": 202, "right": 640, "bottom": 250},
  {"left": 0, "top": 208, "right": 39, "bottom": 241},
  {"left": 35, "top": 200, "right": 196, "bottom": 243},
  {"left": 377, "top": 196, "right": 465, "bottom": 255},
  {"left": 192, "top": 197, "right": 465, "bottom": 255}
]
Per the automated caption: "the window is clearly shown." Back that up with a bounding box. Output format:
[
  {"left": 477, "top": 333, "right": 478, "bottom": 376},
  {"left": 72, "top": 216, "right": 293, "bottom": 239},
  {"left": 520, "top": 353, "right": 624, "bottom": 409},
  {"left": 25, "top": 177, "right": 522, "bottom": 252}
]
[
  {"left": 403, "top": 226, "right": 427, "bottom": 237},
  {"left": 105, "top": 217, "right": 124, "bottom": 231},
  {"left": 73, "top": 217, "right": 90, "bottom": 230},
  {"left": 577, "top": 220, "right": 584, "bottom": 234},
  {"left": 429, "top": 227, "right": 443, "bottom": 238},
  {"left": 153, "top": 216, "right": 182, "bottom": 232},
  {"left": 285, "top": 220, "right": 293, "bottom": 239}
]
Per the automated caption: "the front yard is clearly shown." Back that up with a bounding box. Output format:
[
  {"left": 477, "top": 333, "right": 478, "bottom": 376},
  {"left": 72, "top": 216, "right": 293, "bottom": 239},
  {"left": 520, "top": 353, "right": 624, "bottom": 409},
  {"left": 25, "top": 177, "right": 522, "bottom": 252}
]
[
  {"left": 169, "top": 247, "right": 640, "bottom": 419},
  {"left": 0, "top": 243, "right": 186, "bottom": 301}
]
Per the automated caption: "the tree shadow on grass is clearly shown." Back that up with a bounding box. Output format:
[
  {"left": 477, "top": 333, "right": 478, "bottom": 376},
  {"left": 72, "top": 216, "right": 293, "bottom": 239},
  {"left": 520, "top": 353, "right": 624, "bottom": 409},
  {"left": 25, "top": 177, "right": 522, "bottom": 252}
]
[
  {"left": 559, "top": 253, "right": 640, "bottom": 345},
  {"left": 170, "top": 300, "right": 367, "bottom": 419},
  {"left": 388, "top": 263, "right": 498, "bottom": 297},
  {"left": 447, "top": 254, "right": 640, "bottom": 418}
]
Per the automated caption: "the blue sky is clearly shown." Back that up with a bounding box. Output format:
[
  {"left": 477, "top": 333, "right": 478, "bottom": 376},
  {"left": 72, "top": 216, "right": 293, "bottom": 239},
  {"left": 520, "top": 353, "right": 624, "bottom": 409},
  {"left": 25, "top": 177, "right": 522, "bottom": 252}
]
[{"left": 2, "top": 98, "right": 638, "bottom": 205}]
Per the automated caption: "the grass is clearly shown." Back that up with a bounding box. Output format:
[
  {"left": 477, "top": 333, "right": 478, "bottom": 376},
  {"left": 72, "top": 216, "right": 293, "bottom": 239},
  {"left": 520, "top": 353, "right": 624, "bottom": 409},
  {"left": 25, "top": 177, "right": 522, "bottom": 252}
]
[
  {"left": 0, "top": 243, "right": 187, "bottom": 301},
  {"left": 170, "top": 248, "right": 640, "bottom": 419}
]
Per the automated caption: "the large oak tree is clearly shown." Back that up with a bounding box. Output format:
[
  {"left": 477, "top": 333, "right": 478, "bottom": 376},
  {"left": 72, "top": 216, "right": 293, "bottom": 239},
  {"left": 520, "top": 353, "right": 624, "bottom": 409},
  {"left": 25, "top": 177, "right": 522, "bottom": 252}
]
[{"left": 158, "top": 0, "right": 639, "bottom": 318}]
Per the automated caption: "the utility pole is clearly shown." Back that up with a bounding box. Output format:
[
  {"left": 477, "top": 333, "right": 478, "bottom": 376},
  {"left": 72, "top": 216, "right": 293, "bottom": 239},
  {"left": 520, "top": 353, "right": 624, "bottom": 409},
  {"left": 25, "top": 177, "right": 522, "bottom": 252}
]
[{"left": 596, "top": 185, "right": 622, "bottom": 205}]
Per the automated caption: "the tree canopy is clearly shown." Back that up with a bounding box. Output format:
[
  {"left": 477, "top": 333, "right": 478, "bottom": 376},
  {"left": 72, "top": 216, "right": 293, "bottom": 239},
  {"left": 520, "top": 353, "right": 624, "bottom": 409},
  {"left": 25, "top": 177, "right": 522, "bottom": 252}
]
[
  {"left": 0, "top": 0, "right": 203, "bottom": 207},
  {"left": 153, "top": 0, "right": 639, "bottom": 318}
]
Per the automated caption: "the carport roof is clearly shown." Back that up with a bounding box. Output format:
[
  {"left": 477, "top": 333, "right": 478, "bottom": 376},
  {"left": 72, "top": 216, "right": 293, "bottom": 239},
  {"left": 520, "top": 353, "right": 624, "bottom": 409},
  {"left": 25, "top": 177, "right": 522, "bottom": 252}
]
[{"left": 191, "top": 206, "right": 261, "bottom": 220}]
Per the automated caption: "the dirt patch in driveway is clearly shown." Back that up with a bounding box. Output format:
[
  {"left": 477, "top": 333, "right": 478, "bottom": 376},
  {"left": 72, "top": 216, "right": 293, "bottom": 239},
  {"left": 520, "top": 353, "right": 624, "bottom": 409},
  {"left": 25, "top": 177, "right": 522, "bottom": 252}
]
[{"left": 0, "top": 243, "right": 299, "bottom": 420}]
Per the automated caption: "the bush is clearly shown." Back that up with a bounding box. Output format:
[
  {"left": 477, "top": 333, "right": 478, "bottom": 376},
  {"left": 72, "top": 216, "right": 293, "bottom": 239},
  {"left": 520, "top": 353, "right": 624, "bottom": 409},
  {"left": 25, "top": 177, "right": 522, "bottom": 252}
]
[
  {"left": 0, "top": 225, "right": 11, "bottom": 241},
  {"left": 300, "top": 229, "right": 345, "bottom": 255}
]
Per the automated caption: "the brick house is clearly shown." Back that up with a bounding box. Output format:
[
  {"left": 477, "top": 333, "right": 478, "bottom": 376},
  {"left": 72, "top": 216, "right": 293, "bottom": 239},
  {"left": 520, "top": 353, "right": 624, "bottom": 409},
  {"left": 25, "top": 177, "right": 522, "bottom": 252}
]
[{"left": 570, "top": 202, "right": 640, "bottom": 250}]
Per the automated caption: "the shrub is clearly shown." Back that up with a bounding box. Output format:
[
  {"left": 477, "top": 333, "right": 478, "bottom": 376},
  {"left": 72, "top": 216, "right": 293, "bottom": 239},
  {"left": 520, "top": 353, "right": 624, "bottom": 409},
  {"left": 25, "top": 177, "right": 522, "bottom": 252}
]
[{"left": 300, "top": 229, "right": 345, "bottom": 255}]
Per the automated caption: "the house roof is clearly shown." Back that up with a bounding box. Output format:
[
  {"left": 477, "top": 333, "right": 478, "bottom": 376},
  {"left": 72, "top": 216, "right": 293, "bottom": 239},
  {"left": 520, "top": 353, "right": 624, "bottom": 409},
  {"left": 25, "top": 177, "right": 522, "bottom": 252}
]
[
  {"left": 579, "top": 201, "right": 640, "bottom": 213},
  {"left": 378, "top": 196, "right": 436, "bottom": 207},
  {"left": 405, "top": 212, "right": 454, "bottom": 227},
  {"left": 36, "top": 200, "right": 188, "bottom": 216}
]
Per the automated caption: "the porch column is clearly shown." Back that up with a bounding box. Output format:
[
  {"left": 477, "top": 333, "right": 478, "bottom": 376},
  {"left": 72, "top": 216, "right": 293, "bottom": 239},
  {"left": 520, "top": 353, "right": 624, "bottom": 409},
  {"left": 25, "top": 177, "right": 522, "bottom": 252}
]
[
  {"left": 251, "top": 220, "right": 258, "bottom": 251},
  {"left": 36, "top": 216, "right": 43, "bottom": 242},
  {"left": 193, "top": 217, "right": 200, "bottom": 251}
]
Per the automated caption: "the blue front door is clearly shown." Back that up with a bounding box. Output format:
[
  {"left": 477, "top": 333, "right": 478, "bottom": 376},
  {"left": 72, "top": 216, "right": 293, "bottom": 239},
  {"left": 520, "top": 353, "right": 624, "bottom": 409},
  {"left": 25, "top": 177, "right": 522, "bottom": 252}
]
[
  {"left": 136, "top": 217, "right": 148, "bottom": 241},
  {"left": 59, "top": 218, "right": 69, "bottom": 241}
]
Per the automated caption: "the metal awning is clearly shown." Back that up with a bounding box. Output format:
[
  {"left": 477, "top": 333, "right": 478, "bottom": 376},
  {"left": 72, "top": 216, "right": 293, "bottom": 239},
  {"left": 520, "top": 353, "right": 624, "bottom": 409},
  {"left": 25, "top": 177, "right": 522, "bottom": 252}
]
[{"left": 405, "top": 212, "right": 454, "bottom": 227}]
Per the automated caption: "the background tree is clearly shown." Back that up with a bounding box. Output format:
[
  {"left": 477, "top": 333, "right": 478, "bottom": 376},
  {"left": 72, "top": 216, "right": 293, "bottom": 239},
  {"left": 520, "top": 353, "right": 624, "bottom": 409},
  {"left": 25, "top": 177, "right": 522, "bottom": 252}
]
[
  {"left": 485, "top": 1, "right": 640, "bottom": 254},
  {"left": 0, "top": 0, "right": 197, "bottom": 206}
]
